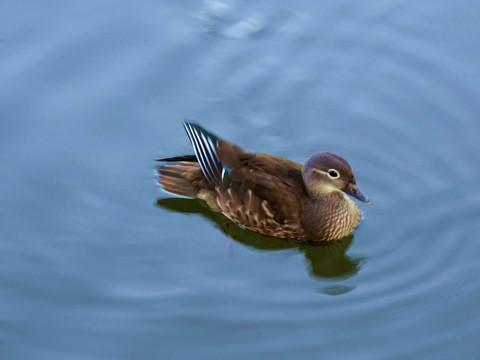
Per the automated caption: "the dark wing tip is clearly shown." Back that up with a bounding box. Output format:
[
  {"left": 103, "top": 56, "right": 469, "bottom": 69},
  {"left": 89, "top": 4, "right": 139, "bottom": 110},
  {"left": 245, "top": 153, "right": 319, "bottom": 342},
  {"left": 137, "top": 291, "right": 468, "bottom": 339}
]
[{"left": 156, "top": 155, "right": 197, "bottom": 162}]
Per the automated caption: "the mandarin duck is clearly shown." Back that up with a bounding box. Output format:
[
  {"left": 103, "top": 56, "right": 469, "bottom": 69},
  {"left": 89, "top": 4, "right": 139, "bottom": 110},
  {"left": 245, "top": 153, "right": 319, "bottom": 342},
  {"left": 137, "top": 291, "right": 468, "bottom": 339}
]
[{"left": 158, "top": 122, "right": 369, "bottom": 242}]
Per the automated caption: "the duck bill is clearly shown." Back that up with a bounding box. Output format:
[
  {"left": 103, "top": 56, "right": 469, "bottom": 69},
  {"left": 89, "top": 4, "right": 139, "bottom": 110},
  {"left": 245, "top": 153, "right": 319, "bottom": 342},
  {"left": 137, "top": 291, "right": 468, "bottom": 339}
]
[{"left": 345, "top": 184, "right": 370, "bottom": 204}]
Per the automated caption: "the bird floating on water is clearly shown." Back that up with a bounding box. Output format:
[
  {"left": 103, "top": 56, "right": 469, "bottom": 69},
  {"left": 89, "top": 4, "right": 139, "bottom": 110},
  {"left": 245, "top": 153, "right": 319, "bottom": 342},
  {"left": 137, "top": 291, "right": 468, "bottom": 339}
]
[{"left": 157, "top": 122, "right": 369, "bottom": 242}]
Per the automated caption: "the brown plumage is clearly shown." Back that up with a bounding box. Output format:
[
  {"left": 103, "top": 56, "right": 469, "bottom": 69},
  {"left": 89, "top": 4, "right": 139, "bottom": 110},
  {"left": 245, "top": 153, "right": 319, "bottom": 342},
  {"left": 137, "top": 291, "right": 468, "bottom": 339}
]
[{"left": 157, "top": 122, "right": 369, "bottom": 242}]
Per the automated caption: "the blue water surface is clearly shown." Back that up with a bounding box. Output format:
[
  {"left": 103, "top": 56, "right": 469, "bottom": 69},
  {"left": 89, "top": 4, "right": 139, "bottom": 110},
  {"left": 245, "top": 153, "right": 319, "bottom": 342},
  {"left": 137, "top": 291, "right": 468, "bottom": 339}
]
[{"left": 1, "top": 1, "right": 480, "bottom": 359}]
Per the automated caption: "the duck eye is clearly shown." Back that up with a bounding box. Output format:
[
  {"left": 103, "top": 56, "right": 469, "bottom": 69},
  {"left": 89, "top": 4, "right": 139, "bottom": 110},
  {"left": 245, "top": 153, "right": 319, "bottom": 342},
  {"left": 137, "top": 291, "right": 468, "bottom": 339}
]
[{"left": 328, "top": 169, "right": 339, "bottom": 179}]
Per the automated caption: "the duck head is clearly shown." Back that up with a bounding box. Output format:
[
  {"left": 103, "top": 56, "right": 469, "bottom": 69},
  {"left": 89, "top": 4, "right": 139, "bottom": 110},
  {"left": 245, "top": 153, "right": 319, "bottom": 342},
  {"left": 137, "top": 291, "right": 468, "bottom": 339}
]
[{"left": 303, "top": 152, "right": 369, "bottom": 203}]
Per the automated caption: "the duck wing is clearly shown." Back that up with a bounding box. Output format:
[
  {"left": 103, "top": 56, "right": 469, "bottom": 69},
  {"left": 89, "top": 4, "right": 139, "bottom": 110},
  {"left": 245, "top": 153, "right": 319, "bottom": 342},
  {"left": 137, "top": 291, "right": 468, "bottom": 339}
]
[{"left": 181, "top": 122, "right": 307, "bottom": 227}]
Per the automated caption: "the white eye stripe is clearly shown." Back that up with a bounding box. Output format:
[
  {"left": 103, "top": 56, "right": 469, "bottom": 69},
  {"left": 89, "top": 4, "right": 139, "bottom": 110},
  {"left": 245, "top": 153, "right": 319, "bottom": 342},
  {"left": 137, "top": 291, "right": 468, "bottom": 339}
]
[
  {"left": 313, "top": 169, "right": 327, "bottom": 175},
  {"left": 312, "top": 168, "right": 340, "bottom": 179}
]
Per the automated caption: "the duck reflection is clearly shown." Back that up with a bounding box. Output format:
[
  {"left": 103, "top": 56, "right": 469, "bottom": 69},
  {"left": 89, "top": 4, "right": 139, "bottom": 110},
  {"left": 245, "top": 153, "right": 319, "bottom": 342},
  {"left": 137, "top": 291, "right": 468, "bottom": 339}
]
[{"left": 156, "top": 197, "right": 364, "bottom": 280}]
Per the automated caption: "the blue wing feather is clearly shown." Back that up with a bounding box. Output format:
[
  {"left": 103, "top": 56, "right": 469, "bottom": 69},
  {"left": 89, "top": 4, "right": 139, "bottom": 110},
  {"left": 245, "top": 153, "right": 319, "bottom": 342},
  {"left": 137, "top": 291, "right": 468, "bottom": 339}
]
[{"left": 183, "top": 122, "right": 223, "bottom": 187}]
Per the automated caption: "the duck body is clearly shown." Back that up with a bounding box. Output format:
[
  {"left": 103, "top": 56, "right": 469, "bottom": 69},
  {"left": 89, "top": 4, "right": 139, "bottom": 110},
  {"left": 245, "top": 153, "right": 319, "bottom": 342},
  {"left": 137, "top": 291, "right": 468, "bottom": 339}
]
[{"left": 158, "top": 123, "right": 369, "bottom": 242}]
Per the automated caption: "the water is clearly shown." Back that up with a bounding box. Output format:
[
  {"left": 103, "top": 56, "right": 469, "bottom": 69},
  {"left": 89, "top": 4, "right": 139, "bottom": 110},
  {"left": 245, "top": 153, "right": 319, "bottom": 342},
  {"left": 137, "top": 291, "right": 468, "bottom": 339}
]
[{"left": 1, "top": 1, "right": 480, "bottom": 359}]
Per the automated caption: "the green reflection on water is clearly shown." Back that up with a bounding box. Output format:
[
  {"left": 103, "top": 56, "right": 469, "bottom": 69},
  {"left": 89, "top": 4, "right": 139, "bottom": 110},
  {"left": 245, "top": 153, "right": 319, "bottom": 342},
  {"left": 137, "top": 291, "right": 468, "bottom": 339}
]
[{"left": 156, "top": 197, "right": 365, "bottom": 281}]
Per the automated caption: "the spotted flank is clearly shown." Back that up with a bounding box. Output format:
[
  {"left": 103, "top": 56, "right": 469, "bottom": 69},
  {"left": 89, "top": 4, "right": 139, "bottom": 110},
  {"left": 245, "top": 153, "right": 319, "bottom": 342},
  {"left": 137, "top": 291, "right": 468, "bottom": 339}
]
[{"left": 214, "top": 187, "right": 303, "bottom": 239}]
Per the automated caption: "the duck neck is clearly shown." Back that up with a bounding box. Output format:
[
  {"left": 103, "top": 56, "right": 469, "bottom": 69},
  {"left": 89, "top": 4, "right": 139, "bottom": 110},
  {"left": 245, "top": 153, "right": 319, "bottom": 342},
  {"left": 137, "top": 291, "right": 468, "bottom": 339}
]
[{"left": 301, "top": 191, "right": 362, "bottom": 241}]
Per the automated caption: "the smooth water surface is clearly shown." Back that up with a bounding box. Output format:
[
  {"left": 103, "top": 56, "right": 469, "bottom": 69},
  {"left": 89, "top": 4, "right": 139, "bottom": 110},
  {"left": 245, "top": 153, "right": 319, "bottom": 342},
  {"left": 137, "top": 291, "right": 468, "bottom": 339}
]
[{"left": 1, "top": 1, "right": 480, "bottom": 359}]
